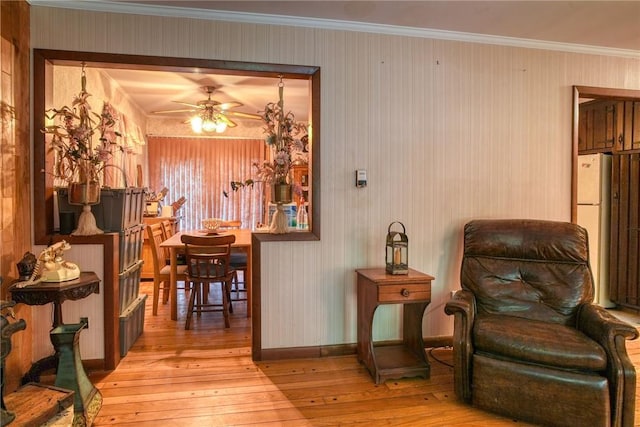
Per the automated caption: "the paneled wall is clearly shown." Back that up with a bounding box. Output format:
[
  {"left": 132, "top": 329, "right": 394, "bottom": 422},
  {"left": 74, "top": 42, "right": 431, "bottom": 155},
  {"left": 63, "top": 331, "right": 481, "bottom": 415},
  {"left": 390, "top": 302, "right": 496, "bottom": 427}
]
[
  {"left": 30, "top": 6, "right": 640, "bottom": 350},
  {"left": 1, "top": 0, "right": 31, "bottom": 393}
]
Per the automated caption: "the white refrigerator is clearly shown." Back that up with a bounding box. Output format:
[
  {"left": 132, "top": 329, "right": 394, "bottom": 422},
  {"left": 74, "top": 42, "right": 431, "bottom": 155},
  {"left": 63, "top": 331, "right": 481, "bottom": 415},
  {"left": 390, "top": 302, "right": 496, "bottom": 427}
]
[{"left": 576, "top": 153, "right": 614, "bottom": 308}]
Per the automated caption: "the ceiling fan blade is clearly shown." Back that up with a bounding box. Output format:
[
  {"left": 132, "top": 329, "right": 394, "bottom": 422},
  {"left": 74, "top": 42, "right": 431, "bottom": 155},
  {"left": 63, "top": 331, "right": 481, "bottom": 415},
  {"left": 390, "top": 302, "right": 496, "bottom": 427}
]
[
  {"left": 215, "top": 101, "right": 243, "bottom": 110},
  {"left": 218, "top": 114, "right": 237, "bottom": 127},
  {"left": 172, "top": 101, "right": 201, "bottom": 108},
  {"left": 224, "top": 111, "right": 262, "bottom": 120},
  {"left": 152, "top": 108, "right": 198, "bottom": 114},
  {"left": 180, "top": 115, "right": 238, "bottom": 129}
]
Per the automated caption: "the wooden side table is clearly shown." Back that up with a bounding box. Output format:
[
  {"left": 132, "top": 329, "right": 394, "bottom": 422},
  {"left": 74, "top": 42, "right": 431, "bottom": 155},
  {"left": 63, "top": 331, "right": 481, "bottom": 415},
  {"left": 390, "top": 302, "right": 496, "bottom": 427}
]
[
  {"left": 10, "top": 272, "right": 103, "bottom": 426},
  {"left": 10, "top": 272, "right": 100, "bottom": 329},
  {"left": 10, "top": 272, "right": 100, "bottom": 383},
  {"left": 356, "top": 267, "right": 433, "bottom": 384}
]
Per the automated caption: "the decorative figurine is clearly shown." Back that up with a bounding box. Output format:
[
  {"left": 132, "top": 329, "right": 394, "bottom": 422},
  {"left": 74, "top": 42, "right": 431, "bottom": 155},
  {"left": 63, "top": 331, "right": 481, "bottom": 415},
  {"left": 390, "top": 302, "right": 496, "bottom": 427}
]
[{"left": 16, "top": 252, "right": 37, "bottom": 280}]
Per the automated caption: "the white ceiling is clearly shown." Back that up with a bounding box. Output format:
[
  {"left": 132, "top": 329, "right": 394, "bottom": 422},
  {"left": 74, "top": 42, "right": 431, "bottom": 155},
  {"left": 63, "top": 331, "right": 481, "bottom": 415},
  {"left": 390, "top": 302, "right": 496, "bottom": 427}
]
[
  {"left": 37, "top": 0, "right": 640, "bottom": 127},
  {"left": 99, "top": 68, "right": 311, "bottom": 125},
  {"left": 96, "top": 0, "right": 640, "bottom": 52}
]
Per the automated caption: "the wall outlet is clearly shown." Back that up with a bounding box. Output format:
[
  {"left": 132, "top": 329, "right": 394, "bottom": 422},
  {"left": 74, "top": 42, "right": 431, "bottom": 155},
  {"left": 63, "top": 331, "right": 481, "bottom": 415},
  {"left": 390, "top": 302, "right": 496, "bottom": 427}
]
[{"left": 81, "top": 317, "right": 89, "bottom": 328}]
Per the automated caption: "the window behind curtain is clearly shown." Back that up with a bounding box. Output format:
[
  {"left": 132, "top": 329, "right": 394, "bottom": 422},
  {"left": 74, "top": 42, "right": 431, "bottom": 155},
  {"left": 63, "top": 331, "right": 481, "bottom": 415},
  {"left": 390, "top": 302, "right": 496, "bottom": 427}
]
[{"left": 147, "top": 136, "right": 265, "bottom": 230}]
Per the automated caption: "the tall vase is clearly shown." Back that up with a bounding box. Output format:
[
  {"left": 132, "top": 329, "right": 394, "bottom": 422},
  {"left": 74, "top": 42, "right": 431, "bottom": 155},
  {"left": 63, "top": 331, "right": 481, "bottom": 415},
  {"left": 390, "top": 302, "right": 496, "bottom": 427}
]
[
  {"left": 68, "top": 180, "right": 104, "bottom": 236},
  {"left": 269, "top": 183, "right": 292, "bottom": 234}
]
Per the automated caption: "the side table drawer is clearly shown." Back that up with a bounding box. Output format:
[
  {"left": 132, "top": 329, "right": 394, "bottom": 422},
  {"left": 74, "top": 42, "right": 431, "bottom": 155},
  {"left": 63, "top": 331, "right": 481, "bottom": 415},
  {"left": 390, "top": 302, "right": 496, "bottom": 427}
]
[{"left": 378, "top": 283, "right": 430, "bottom": 303}]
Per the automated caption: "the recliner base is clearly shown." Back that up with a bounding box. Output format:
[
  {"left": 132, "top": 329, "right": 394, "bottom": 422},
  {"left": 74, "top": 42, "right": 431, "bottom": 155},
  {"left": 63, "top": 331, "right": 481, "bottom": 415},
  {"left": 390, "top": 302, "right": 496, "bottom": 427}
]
[{"left": 472, "top": 354, "right": 610, "bottom": 427}]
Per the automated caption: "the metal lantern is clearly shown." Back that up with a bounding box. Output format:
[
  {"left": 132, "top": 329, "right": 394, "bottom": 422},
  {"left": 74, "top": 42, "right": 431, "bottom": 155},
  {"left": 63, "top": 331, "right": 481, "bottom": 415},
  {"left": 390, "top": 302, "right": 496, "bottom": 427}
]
[{"left": 385, "top": 221, "right": 409, "bottom": 275}]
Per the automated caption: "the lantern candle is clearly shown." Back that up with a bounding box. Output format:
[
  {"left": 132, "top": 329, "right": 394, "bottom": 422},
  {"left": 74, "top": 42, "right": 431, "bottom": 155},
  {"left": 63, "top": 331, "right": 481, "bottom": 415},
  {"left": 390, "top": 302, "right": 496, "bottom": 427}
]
[{"left": 385, "top": 221, "right": 409, "bottom": 275}]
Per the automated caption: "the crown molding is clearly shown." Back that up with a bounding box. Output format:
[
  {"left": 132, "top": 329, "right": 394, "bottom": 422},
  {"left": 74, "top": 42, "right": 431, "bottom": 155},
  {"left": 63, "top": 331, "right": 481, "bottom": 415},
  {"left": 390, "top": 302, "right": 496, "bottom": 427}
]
[{"left": 29, "top": 0, "right": 639, "bottom": 59}]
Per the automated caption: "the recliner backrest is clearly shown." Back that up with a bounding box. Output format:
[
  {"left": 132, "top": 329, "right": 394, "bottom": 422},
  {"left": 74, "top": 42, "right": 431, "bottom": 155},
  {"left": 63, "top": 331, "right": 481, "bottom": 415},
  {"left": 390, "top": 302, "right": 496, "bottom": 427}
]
[{"left": 461, "top": 219, "right": 594, "bottom": 325}]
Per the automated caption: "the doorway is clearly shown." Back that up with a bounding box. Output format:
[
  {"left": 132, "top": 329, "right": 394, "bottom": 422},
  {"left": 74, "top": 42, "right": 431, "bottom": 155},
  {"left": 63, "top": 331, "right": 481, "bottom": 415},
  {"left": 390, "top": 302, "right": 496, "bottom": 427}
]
[{"left": 572, "top": 86, "right": 640, "bottom": 310}]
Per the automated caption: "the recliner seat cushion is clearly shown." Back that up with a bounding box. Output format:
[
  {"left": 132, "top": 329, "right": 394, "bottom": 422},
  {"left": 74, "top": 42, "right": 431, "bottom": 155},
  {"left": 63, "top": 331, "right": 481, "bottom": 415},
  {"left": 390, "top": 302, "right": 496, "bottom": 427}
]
[{"left": 474, "top": 314, "right": 607, "bottom": 371}]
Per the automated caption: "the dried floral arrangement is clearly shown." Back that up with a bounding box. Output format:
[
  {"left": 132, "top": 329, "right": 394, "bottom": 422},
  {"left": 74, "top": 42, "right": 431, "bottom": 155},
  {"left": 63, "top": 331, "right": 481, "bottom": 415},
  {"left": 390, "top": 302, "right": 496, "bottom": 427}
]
[
  {"left": 42, "top": 65, "right": 121, "bottom": 185},
  {"left": 226, "top": 77, "right": 308, "bottom": 196}
]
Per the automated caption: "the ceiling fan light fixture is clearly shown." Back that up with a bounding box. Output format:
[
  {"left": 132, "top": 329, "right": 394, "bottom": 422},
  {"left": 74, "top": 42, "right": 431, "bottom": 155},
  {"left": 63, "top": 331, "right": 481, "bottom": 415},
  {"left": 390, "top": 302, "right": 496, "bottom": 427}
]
[
  {"left": 215, "top": 121, "right": 227, "bottom": 133},
  {"left": 202, "top": 117, "right": 217, "bottom": 133},
  {"left": 191, "top": 115, "right": 204, "bottom": 133},
  {"left": 154, "top": 85, "right": 261, "bottom": 134},
  {"left": 192, "top": 109, "right": 228, "bottom": 134}
]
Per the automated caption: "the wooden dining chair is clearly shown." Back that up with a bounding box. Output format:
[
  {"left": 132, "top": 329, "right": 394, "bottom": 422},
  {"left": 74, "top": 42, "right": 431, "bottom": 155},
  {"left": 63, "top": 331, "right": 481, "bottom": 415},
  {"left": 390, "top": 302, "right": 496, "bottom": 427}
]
[
  {"left": 219, "top": 219, "right": 247, "bottom": 302},
  {"left": 160, "top": 219, "right": 175, "bottom": 241},
  {"left": 146, "top": 223, "right": 188, "bottom": 316},
  {"left": 181, "top": 234, "right": 236, "bottom": 330},
  {"left": 159, "top": 220, "right": 174, "bottom": 267},
  {"left": 160, "top": 219, "right": 184, "bottom": 270}
]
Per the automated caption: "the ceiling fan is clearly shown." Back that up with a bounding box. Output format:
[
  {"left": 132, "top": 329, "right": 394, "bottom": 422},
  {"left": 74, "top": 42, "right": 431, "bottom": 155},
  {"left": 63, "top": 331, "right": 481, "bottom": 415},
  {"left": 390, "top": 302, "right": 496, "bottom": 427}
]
[{"left": 151, "top": 85, "right": 262, "bottom": 133}]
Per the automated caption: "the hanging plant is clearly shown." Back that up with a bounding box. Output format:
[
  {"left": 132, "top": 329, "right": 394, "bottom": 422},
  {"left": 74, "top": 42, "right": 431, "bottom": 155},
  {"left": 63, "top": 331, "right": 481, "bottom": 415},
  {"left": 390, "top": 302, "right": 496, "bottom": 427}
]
[
  {"left": 42, "top": 63, "right": 121, "bottom": 185},
  {"left": 225, "top": 76, "right": 308, "bottom": 198}
]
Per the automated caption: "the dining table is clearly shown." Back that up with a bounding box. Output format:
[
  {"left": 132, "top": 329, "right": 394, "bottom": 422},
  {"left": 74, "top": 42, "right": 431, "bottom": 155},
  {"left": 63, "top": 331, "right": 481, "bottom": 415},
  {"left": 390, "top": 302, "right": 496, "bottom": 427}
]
[{"left": 160, "top": 228, "right": 253, "bottom": 321}]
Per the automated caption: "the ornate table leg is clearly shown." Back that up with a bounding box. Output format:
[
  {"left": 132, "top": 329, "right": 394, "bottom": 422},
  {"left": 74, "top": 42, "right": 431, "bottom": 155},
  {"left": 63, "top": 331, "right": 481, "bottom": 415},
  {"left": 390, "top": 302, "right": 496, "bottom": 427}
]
[{"left": 20, "top": 300, "right": 65, "bottom": 384}]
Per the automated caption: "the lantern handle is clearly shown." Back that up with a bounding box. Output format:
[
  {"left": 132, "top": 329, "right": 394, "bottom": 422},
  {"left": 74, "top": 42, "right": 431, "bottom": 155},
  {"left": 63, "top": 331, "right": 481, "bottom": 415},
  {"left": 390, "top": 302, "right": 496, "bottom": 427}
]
[{"left": 388, "top": 221, "right": 406, "bottom": 234}]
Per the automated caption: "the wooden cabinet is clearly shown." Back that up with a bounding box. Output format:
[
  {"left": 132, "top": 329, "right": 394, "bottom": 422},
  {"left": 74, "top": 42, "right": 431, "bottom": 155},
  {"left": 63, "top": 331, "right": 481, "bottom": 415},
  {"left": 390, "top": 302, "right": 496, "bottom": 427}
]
[
  {"left": 616, "top": 101, "right": 640, "bottom": 153},
  {"left": 578, "top": 99, "right": 617, "bottom": 153},
  {"left": 356, "top": 268, "right": 433, "bottom": 384},
  {"left": 578, "top": 99, "right": 640, "bottom": 308},
  {"left": 141, "top": 228, "right": 154, "bottom": 280},
  {"left": 609, "top": 153, "right": 640, "bottom": 309},
  {"left": 579, "top": 100, "right": 640, "bottom": 155},
  {"left": 291, "top": 164, "right": 309, "bottom": 206}
]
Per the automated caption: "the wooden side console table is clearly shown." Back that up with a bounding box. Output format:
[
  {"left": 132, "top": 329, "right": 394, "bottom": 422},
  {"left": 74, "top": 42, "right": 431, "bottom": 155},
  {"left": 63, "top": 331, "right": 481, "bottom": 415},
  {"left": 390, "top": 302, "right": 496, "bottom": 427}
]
[{"left": 356, "top": 268, "right": 433, "bottom": 384}]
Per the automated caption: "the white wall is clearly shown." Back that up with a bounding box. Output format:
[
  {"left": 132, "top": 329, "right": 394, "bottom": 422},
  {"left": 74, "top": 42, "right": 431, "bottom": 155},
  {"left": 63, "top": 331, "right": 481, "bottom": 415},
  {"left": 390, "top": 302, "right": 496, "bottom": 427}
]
[{"left": 31, "top": 6, "right": 640, "bottom": 349}]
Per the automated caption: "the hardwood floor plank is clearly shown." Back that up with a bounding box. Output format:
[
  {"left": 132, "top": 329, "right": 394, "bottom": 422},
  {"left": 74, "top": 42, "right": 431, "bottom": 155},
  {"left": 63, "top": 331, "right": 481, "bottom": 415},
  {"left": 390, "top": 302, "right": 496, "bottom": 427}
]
[{"left": 85, "top": 281, "right": 639, "bottom": 426}]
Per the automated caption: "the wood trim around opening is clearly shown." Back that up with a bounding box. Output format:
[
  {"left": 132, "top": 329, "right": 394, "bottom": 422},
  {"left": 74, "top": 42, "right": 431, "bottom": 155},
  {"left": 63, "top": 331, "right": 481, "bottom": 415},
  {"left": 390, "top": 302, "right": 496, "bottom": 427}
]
[{"left": 33, "top": 49, "right": 321, "bottom": 363}]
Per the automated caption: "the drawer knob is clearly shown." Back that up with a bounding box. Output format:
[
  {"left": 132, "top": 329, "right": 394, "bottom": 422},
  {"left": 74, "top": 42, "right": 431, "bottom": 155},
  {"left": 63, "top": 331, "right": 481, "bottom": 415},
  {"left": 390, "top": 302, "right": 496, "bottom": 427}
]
[{"left": 401, "top": 288, "right": 410, "bottom": 297}]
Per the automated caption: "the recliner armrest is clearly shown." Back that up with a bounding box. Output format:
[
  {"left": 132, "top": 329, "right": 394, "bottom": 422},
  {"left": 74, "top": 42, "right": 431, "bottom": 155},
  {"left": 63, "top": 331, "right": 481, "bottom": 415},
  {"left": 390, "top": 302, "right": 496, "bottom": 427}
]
[
  {"left": 445, "top": 289, "right": 475, "bottom": 320},
  {"left": 577, "top": 303, "right": 639, "bottom": 346},
  {"left": 444, "top": 289, "right": 476, "bottom": 402},
  {"left": 577, "top": 303, "right": 639, "bottom": 427}
]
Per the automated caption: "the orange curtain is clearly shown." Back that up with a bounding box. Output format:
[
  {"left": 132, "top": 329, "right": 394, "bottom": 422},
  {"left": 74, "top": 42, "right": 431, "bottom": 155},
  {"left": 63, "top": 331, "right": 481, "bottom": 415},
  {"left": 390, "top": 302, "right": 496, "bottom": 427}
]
[{"left": 147, "top": 136, "right": 265, "bottom": 230}]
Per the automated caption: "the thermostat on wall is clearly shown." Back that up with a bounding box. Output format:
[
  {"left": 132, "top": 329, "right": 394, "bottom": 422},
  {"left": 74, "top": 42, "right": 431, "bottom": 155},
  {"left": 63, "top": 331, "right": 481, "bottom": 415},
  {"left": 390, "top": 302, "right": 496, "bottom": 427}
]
[{"left": 356, "top": 169, "right": 367, "bottom": 188}]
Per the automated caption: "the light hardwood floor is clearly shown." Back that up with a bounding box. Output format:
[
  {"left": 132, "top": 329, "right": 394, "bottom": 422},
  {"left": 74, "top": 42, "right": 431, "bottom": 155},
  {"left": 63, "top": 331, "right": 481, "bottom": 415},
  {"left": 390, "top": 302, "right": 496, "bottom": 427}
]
[{"left": 88, "top": 281, "right": 640, "bottom": 426}]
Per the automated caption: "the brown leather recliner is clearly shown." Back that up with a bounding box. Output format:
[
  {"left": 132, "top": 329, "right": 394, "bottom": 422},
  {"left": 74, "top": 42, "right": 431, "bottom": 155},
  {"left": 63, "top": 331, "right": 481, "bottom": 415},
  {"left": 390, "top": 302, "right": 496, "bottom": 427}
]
[{"left": 445, "top": 219, "right": 638, "bottom": 427}]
